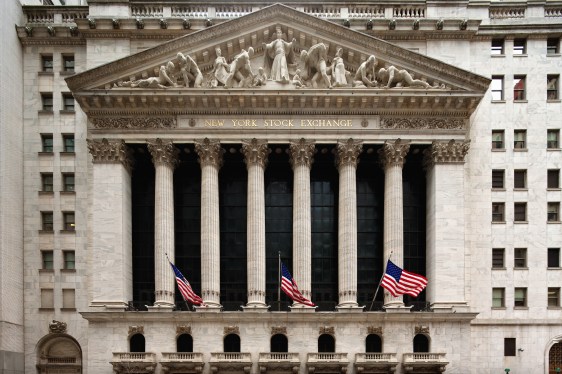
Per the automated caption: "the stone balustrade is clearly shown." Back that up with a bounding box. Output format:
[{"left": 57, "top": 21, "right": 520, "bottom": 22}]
[{"left": 402, "top": 352, "right": 448, "bottom": 373}]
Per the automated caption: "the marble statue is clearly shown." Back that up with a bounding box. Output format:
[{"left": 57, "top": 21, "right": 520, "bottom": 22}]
[
  {"left": 212, "top": 47, "right": 230, "bottom": 87},
  {"left": 225, "top": 47, "right": 255, "bottom": 88},
  {"left": 353, "top": 55, "right": 377, "bottom": 88},
  {"left": 378, "top": 66, "right": 431, "bottom": 88},
  {"left": 175, "top": 52, "right": 203, "bottom": 88},
  {"left": 116, "top": 61, "right": 175, "bottom": 89},
  {"left": 253, "top": 67, "right": 267, "bottom": 87},
  {"left": 330, "top": 47, "right": 350, "bottom": 87},
  {"left": 263, "top": 26, "right": 296, "bottom": 83},
  {"left": 300, "top": 43, "right": 331, "bottom": 89},
  {"left": 292, "top": 69, "right": 304, "bottom": 88}
]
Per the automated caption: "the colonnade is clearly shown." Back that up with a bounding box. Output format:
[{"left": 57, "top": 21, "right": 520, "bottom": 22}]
[{"left": 87, "top": 137, "right": 470, "bottom": 312}]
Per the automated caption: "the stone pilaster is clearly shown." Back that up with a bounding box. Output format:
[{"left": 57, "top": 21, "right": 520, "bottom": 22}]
[
  {"left": 424, "top": 140, "right": 470, "bottom": 312},
  {"left": 241, "top": 139, "right": 269, "bottom": 310},
  {"left": 289, "top": 139, "right": 316, "bottom": 307},
  {"left": 335, "top": 139, "right": 363, "bottom": 310},
  {"left": 147, "top": 139, "right": 179, "bottom": 308},
  {"left": 378, "top": 139, "right": 410, "bottom": 308},
  {"left": 87, "top": 139, "right": 133, "bottom": 308},
  {"left": 195, "top": 138, "right": 224, "bottom": 310}
]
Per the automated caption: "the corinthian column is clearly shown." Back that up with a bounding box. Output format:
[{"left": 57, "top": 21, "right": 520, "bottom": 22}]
[
  {"left": 88, "top": 139, "right": 133, "bottom": 309},
  {"left": 195, "top": 138, "right": 224, "bottom": 310},
  {"left": 378, "top": 139, "right": 410, "bottom": 308},
  {"left": 241, "top": 139, "right": 269, "bottom": 310},
  {"left": 289, "top": 139, "right": 316, "bottom": 308},
  {"left": 147, "top": 139, "right": 179, "bottom": 308},
  {"left": 424, "top": 140, "right": 470, "bottom": 312},
  {"left": 336, "top": 139, "right": 363, "bottom": 310}
]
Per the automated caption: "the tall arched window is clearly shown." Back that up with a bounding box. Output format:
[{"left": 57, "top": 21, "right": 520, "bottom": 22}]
[
  {"left": 366, "top": 334, "right": 382, "bottom": 353},
  {"left": 549, "top": 342, "right": 562, "bottom": 373},
  {"left": 224, "top": 334, "right": 241, "bottom": 353},
  {"left": 177, "top": 334, "right": 193, "bottom": 353},
  {"left": 270, "top": 334, "right": 288, "bottom": 352},
  {"left": 130, "top": 333, "right": 145, "bottom": 353},
  {"left": 318, "top": 334, "right": 335, "bottom": 353},
  {"left": 413, "top": 334, "right": 429, "bottom": 353},
  {"left": 36, "top": 335, "right": 82, "bottom": 373}
]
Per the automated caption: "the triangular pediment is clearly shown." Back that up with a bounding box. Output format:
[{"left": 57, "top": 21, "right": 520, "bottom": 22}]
[{"left": 66, "top": 3, "right": 490, "bottom": 117}]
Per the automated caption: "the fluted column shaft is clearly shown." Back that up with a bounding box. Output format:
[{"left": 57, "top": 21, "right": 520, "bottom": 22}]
[
  {"left": 379, "top": 139, "right": 410, "bottom": 308},
  {"left": 336, "top": 139, "right": 363, "bottom": 308},
  {"left": 241, "top": 139, "right": 269, "bottom": 308},
  {"left": 195, "top": 139, "right": 224, "bottom": 308},
  {"left": 289, "top": 139, "right": 316, "bottom": 305},
  {"left": 148, "top": 139, "right": 179, "bottom": 308}
]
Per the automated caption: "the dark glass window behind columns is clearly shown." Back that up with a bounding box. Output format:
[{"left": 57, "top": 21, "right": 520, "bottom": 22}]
[
  {"left": 132, "top": 145, "right": 155, "bottom": 309},
  {"left": 174, "top": 145, "right": 201, "bottom": 309},
  {"left": 403, "top": 147, "right": 427, "bottom": 304},
  {"left": 265, "top": 145, "right": 293, "bottom": 309},
  {"left": 219, "top": 145, "right": 247, "bottom": 310},
  {"left": 311, "top": 145, "right": 338, "bottom": 310},
  {"left": 357, "top": 146, "right": 384, "bottom": 307}
]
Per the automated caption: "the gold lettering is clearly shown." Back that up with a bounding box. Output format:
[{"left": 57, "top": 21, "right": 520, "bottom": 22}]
[{"left": 204, "top": 119, "right": 224, "bottom": 127}]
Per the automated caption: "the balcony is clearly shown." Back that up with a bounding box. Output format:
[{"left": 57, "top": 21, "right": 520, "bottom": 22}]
[
  {"left": 355, "top": 353, "right": 398, "bottom": 373},
  {"left": 160, "top": 352, "right": 204, "bottom": 374},
  {"left": 110, "top": 352, "right": 156, "bottom": 374},
  {"left": 209, "top": 352, "right": 252, "bottom": 374},
  {"left": 258, "top": 352, "right": 300, "bottom": 373},
  {"left": 306, "top": 353, "right": 349, "bottom": 374},
  {"left": 402, "top": 353, "right": 448, "bottom": 373},
  {"left": 36, "top": 356, "right": 82, "bottom": 373}
]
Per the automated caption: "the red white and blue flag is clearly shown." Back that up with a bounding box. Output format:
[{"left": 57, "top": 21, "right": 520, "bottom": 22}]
[
  {"left": 168, "top": 261, "right": 204, "bottom": 306},
  {"left": 381, "top": 260, "right": 428, "bottom": 297},
  {"left": 281, "top": 262, "right": 315, "bottom": 307}
]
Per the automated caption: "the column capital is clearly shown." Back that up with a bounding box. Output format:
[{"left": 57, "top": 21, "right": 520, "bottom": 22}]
[
  {"left": 241, "top": 138, "right": 269, "bottom": 169},
  {"left": 289, "top": 138, "right": 316, "bottom": 169},
  {"left": 147, "top": 138, "right": 179, "bottom": 168},
  {"left": 195, "top": 138, "right": 224, "bottom": 169},
  {"left": 378, "top": 139, "right": 410, "bottom": 169},
  {"left": 335, "top": 138, "right": 363, "bottom": 169},
  {"left": 424, "top": 140, "right": 470, "bottom": 166},
  {"left": 87, "top": 138, "right": 133, "bottom": 172}
]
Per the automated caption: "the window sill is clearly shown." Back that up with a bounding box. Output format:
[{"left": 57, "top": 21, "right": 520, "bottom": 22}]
[
  {"left": 491, "top": 148, "right": 506, "bottom": 152},
  {"left": 38, "top": 152, "right": 54, "bottom": 156},
  {"left": 492, "top": 188, "right": 506, "bottom": 191},
  {"left": 60, "top": 308, "right": 77, "bottom": 311},
  {"left": 514, "top": 306, "right": 528, "bottom": 310},
  {"left": 514, "top": 54, "right": 528, "bottom": 57},
  {"left": 547, "top": 148, "right": 561, "bottom": 151},
  {"left": 60, "top": 152, "right": 76, "bottom": 156},
  {"left": 514, "top": 267, "right": 529, "bottom": 270},
  {"left": 547, "top": 99, "right": 561, "bottom": 103},
  {"left": 548, "top": 306, "right": 562, "bottom": 310},
  {"left": 491, "top": 307, "right": 506, "bottom": 310},
  {"left": 492, "top": 267, "right": 506, "bottom": 270},
  {"left": 39, "top": 269, "right": 54, "bottom": 273},
  {"left": 514, "top": 221, "right": 528, "bottom": 224},
  {"left": 60, "top": 191, "right": 76, "bottom": 195},
  {"left": 513, "top": 188, "right": 528, "bottom": 191},
  {"left": 547, "top": 267, "right": 562, "bottom": 270},
  {"left": 60, "top": 229, "right": 76, "bottom": 234},
  {"left": 513, "top": 148, "right": 528, "bottom": 152},
  {"left": 59, "top": 71, "right": 75, "bottom": 76},
  {"left": 38, "top": 71, "right": 54, "bottom": 76},
  {"left": 491, "top": 100, "right": 506, "bottom": 104},
  {"left": 547, "top": 188, "right": 562, "bottom": 191},
  {"left": 492, "top": 221, "right": 506, "bottom": 224},
  {"left": 59, "top": 110, "right": 75, "bottom": 114},
  {"left": 39, "top": 230, "right": 54, "bottom": 234},
  {"left": 547, "top": 53, "right": 561, "bottom": 57},
  {"left": 38, "top": 191, "right": 54, "bottom": 195},
  {"left": 514, "top": 100, "right": 528, "bottom": 103},
  {"left": 61, "top": 268, "right": 76, "bottom": 273},
  {"left": 491, "top": 54, "right": 505, "bottom": 58},
  {"left": 38, "top": 308, "right": 55, "bottom": 311},
  {"left": 38, "top": 110, "right": 53, "bottom": 115},
  {"left": 547, "top": 221, "right": 561, "bottom": 224}
]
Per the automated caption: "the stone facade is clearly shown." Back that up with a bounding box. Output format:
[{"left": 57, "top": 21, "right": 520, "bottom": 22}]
[{"left": 2, "top": 1, "right": 561, "bottom": 373}]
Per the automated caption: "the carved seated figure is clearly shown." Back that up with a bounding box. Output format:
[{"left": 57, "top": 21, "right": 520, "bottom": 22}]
[
  {"left": 253, "top": 67, "right": 267, "bottom": 87},
  {"left": 378, "top": 66, "right": 431, "bottom": 88},
  {"left": 300, "top": 43, "right": 331, "bottom": 89},
  {"left": 116, "top": 61, "right": 175, "bottom": 89},
  {"left": 174, "top": 52, "right": 204, "bottom": 88},
  {"left": 225, "top": 47, "right": 255, "bottom": 88},
  {"left": 353, "top": 55, "right": 377, "bottom": 88},
  {"left": 292, "top": 69, "right": 304, "bottom": 88}
]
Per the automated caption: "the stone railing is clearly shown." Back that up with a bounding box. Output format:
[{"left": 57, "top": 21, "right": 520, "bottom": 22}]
[
  {"left": 545, "top": 6, "right": 562, "bottom": 17},
  {"left": 111, "top": 352, "right": 157, "bottom": 362},
  {"left": 46, "top": 357, "right": 77, "bottom": 363},
  {"left": 161, "top": 352, "right": 204, "bottom": 361},
  {"left": 355, "top": 353, "right": 398, "bottom": 363},
  {"left": 24, "top": 6, "right": 88, "bottom": 24},
  {"left": 131, "top": 5, "right": 163, "bottom": 18},
  {"left": 393, "top": 5, "right": 425, "bottom": 18},
  {"left": 259, "top": 352, "right": 300, "bottom": 361},
  {"left": 210, "top": 352, "right": 252, "bottom": 362},
  {"left": 215, "top": 5, "right": 253, "bottom": 18},
  {"left": 307, "top": 352, "right": 348, "bottom": 362},
  {"left": 489, "top": 6, "right": 526, "bottom": 19},
  {"left": 402, "top": 352, "right": 448, "bottom": 363},
  {"left": 349, "top": 6, "right": 385, "bottom": 18},
  {"left": 171, "top": 5, "right": 209, "bottom": 18}
]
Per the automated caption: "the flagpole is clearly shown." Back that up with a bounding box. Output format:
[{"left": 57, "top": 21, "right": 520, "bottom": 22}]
[
  {"left": 369, "top": 251, "right": 392, "bottom": 311},
  {"left": 278, "top": 251, "right": 281, "bottom": 311}
]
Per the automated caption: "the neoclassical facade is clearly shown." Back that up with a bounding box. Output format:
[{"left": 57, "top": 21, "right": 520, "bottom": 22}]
[{"left": 1, "top": 0, "right": 561, "bottom": 373}]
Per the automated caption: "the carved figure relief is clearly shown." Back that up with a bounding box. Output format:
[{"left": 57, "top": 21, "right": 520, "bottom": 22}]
[
  {"left": 211, "top": 47, "right": 230, "bottom": 87},
  {"left": 330, "top": 47, "right": 351, "bottom": 87},
  {"left": 48, "top": 320, "right": 67, "bottom": 334},
  {"left": 116, "top": 61, "right": 176, "bottom": 89},
  {"left": 378, "top": 66, "right": 431, "bottom": 89},
  {"left": 173, "top": 52, "right": 204, "bottom": 88},
  {"left": 300, "top": 43, "right": 331, "bottom": 88},
  {"left": 225, "top": 47, "right": 255, "bottom": 88},
  {"left": 353, "top": 55, "right": 377, "bottom": 88},
  {"left": 263, "top": 26, "right": 296, "bottom": 83}
]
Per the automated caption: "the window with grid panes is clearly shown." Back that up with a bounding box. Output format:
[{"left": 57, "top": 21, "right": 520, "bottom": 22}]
[
  {"left": 492, "top": 203, "right": 505, "bottom": 222},
  {"left": 548, "top": 202, "right": 560, "bottom": 222},
  {"left": 548, "top": 75, "right": 559, "bottom": 100},
  {"left": 41, "top": 55, "right": 53, "bottom": 72},
  {"left": 548, "top": 37, "right": 560, "bottom": 54},
  {"left": 514, "top": 287, "right": 527, "bottom": 307},
  {"left": 492, "top": 169, "right": 505, "bottom": 189},
  {"left": 41, "top": 212, "right": 53, "bottom": 231},
  {"left": 62, "top": 54, "right": 74, "bottom": 72},
  {"left": 42, "top": 251, "right": 53, "bottom": 270},
  {"left": 491, "top": 76, "right": 504, "bottom": 101},
  {"left": 63, "top": 212, "right": 75, "bottom": 231},
  {"left": 63, "top": 251, "right": 75, "bottom": 269},
  {"left": 514, "top": 203, "right": 527, "bottom": 222},
  {"left": 548, "top": 130, "right": 560, "bottom": 148},
  {"left": 492, "top": 130, "right": 504, "bottom": 149},
  {"left": 62, "top": 173, "right": 75, "bottom": 192},
  {"left": 549, "top": 248, "right": 561, "bottom": 267},
  {"left": 62, "top": 134, "right": 74, "bottom": 152},
  {"left": 514, "top": 130, "right": 526, "bottom": 149},
  {"left": 548, "top": 170, "right": 560, "bottom": 189},
  {"left": 514, "top": 248, "right": 527, "bottom": 268},
  {"left": 513, "top": 39, "right": 527, "bottom": 54},
  {"left": 41, "top": 173, "right": 53, "bottom": 192},
  {"left": 491, "top": 39, "right": 504, "bottom": 55},
  {"left": 513, "top": 75, "right": 526, "bottom": 101},
  {"left": 62, "top": 93, "right": 74, "bottom": 111},
  {"left": 41, "top": 134, "right": 53, "bottom": 152},
  {"left": 492, "top": 248, "right": 505, "bottom": 268},
  {"left": 514, "top": 169, "right": 527, "bottom": 189},
  {"left": 41, "top": 93, "right": 53, "bottom": 111},
  {"left": 549, "top": 288, "right": 560, "bottom": 307},
  {"left": 493, "top": 288, "right": 505, "bottom": 307}
]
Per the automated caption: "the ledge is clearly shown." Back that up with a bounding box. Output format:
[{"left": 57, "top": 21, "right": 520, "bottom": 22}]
[
  {"left": 547, "top": 221, "right": 561, "bottom": 224},
  {"left": 60, "top": 191, "right": 76, "bottom": 195},
  {"left": 513, "top": 221, "right": 528, "bottom": 224},
  {"left": 492, "top": 267, "right": 506, "bottom": 270},
  {"left": 39, "top": 269, "right": 54, "bottom": 274},
  {"left": 547, "top": 267, "right": 562, "bottom": 270},
  {"left": 60, "top": 152, "right": 76, "bottom": 156},
  {"left": 38, "top": 71, "right": 54, "bottom": 76},
  {"left": 59, "top": 110, "right": 76, "bottom": 114},
  {"left": 38, "top": 230, "right": 54, "bottom": 234},
  {"left": 38, "top": 152, "right": 54, "bottom": 156},
  {"left": 513, "top": 148, "right": 528, "bottom": 152},
  {"left": 547, "top": 148, "right": 561, "bottom": 151},
  {"left": 38, "top": 191, "right": 54, "bottom": 195},
  {"left": 547, "top": 99, "right": 561, "bottom": 103},
  {"left": 60, "top": 71, "right": 75, "bottom": 76},
  {"left": 60, "top": 229, "right": 76, "bottom": 233},
  {"left": 491, "top": 100, "right": 506, "bottom": 104},
  {"left": 491, "top": 148, "right": 506, "bottom": 152},
  {"left": 513, "top": 54, "right": 528, "bottom": 58},
  {"left": 513, "top": 100, "right": 528, "bottom": 103},
  {"left": 61, "top": 268, "right": 77, "bottom": 273},
  {"left": 38, "top": 110, "right": 54, "bottom": 115},
  {"left": 514, "top": 267, "right": 529, "bottom": 270}
]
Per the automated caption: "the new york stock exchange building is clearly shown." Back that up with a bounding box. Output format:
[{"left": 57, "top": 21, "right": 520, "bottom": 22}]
[{"left": 2, "top": 0, "right": 562, "bottom": 373}]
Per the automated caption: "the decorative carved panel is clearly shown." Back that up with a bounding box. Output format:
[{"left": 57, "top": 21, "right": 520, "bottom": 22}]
[
  {"left": 367, "top": 326, "right": 383, "bottom": 335},
  {"left": 177, "top": 325, "right": 192, "bottom": 335},
  {"left": 319, "top": 326, "right": 335, "bottom": 335},
  {"left": 271, "top": 326, "right": 287, "bottom": 335},
  {"left": 415, "top": 325, "right": 430, "bottom": 334},
  {"left": 380, "top": 118, "right": 465, "bottom": 130},
  {"left": 128, "top": 325, "right": 144, "bottom": 336},
  {"left": 224, "top": 326, "right": 240, "bottom": 335},
  {"left": 48, "top": 320, "right": 67, "bottom": 334},
  {"left": 91, "top": 117, "right": 177, "bottom": 129}
]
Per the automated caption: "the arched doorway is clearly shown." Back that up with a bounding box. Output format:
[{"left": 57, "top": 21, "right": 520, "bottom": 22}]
[
  {"left": 413, "top": 334, "right": 430, "bottom": 353},
  {"left": 549, "top": 341, "right": 562, "bottom": 373},
  {"left": 36, "top": 334, "right": 82, "bottom": 373},
  {"left": 270, "top": 334, "right": 288, "bottom": 352},
  {"left": 318, "top": 334, "right": 335, "bottom": 353},
  {"left": 366, "top": 334, "right": 382, "bottom": 353},
  {"left": 129, "top": 333, "right": 145, "bottom": 352},
  {"left": 177, "top": 333, "right": 193, "bottom": 352},
  {"left": 224, "top": 333, "right": 241, "bottom": 352}
]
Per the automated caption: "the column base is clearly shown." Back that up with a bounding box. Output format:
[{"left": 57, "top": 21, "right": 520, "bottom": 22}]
[
  {"left": 336, "top": 304, "right": 364, "bottom": 313},
  {"left": 147, "top": 304, "right": 174, "bottom": 312},
  {"left": 242, "top": 303, "right": 269, "bottom": 312},
  {"left": 384, "top": 304, "right": 412, "bottom": 313},
  {"left": 289, "top": 305, "right": 317, "bottom": 313},
  {"left": 196, "top": 303, "right": 222, "bottom": 312},
  {"left": 431, "top": 302, "right": 469, "bottom": 313}
]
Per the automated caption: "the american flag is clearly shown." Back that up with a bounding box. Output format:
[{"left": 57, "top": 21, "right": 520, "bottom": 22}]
[
  {"left": 381, "top": 260, "right": 428, "bottom": 297},
  {"left": 168, "top": 261, "right": 204, "bottom": 306},
  {"left": 281, "top": 262, "right": 315, "bottom": 307}
]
